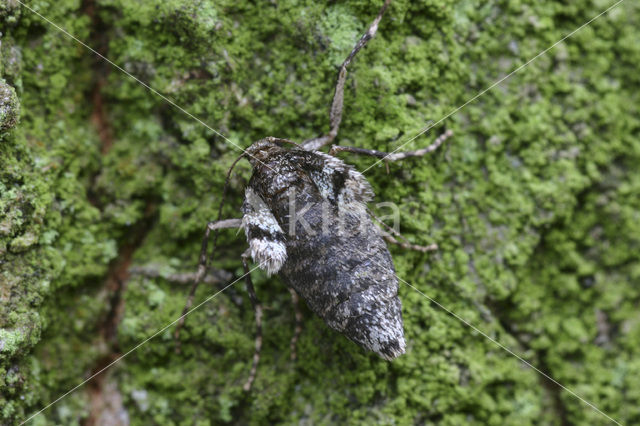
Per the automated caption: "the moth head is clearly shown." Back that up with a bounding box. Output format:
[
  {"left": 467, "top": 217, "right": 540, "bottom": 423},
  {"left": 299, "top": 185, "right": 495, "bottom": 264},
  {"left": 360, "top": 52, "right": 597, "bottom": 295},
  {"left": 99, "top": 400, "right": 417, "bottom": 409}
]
[
  {"left": 210, "top": 137, "right": 301, "bottom": 252},
  {"left": 244, "top": 137, "right": 301, "bottom": 167}
]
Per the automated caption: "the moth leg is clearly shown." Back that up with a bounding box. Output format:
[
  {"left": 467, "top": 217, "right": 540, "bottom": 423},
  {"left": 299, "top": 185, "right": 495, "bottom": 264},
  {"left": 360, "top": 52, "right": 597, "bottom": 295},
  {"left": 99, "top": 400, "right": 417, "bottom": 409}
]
[
  {"left": 129, "top": 264, "right": 232, "bottom": 285},
  {"left": 368, "top": 208, "right": 437, "bottom": 253},
  {"left": 329, "top": 129, "right": 453, "bottom": 162},
  {"left": 288, "top": 288, "right": 303, "bottom": 361},
  {"left": 242, "top": 250, "right": 263, "bottom": 392},
  {"left": 174, "top": 218, "right": 242, "bottom": 351},
  {"left": 302, "top": 0, "right": 392, "bottom": 151},
  {"left": 383, "top": 233, "right": 438, "bottom": 252}
]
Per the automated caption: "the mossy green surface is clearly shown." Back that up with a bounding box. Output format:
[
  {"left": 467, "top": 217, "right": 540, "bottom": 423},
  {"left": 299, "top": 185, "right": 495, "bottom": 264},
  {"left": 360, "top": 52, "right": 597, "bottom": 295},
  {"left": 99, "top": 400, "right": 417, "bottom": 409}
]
[{"left": 1, "top": 0, "right": 639, "bottom": 424}]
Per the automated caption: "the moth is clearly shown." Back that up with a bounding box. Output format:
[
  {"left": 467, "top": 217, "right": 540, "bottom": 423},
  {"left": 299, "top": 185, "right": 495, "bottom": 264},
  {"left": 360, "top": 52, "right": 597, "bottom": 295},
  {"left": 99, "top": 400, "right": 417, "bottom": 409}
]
[{"left": 175, "top": 0, "right": 451, "bottom": 390}]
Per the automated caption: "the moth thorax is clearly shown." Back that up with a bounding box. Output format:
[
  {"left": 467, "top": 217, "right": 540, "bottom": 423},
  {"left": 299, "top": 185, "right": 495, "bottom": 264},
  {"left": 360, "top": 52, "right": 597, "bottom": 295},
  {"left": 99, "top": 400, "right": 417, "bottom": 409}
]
[{"left": 245, "top": 139, "right": 284, "bottom": 166}]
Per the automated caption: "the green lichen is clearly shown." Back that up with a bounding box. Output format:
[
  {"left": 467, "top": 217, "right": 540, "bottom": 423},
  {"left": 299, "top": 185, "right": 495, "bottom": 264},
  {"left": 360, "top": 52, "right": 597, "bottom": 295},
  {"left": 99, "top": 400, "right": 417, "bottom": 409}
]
[
  {"left": 0, "top": 78, "right": 19, "bottom": 133},
  {"left": 1, "top": 0, "right": 639, "bottom": 424}
]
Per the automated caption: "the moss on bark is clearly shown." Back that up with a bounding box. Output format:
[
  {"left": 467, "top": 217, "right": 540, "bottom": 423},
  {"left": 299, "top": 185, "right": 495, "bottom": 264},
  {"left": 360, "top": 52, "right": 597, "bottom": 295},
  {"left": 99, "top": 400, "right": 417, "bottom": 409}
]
[{"left": 1, "top": 0, "right": 639, "bottom": 424}]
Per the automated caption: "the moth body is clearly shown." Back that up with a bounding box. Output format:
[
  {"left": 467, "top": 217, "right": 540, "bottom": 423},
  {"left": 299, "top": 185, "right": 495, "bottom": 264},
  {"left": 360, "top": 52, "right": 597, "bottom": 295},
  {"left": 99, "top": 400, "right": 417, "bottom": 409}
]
[{"left": 241, "top": 138, "right": 406, "bottom": 360}]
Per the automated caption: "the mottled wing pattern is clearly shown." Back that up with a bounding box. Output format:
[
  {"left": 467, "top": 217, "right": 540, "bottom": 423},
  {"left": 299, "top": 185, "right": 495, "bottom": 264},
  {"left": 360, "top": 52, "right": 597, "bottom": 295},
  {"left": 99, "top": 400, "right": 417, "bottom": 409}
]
[
  {"left": 241, "top": 187, "right": 287, "bottom": 275},
  {"left": 299, "top": 150, "right": 374, "bottom": 206},
  {"left": 243, "top": 144, "right": 405, "bottom": 359}
]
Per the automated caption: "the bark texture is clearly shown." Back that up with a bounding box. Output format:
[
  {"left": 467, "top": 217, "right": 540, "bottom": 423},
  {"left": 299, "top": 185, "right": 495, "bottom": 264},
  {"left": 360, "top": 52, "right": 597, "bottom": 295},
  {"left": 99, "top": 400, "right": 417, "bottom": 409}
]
[{"left": 1, "top": 0, "right": 639, "bottom": 424}]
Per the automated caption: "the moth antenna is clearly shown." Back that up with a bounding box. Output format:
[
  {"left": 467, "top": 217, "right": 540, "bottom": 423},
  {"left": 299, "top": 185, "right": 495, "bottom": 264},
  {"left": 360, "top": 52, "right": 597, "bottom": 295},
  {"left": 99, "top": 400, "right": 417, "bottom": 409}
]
[
  {"left": 266, "top": 136, "right": 302, "bottom": 149},
  {"left": 174, "top": 152, "right": 246, "bottom": 351},
  {"left": 212, "top": 152, "right": 247, "bottom": 249}
]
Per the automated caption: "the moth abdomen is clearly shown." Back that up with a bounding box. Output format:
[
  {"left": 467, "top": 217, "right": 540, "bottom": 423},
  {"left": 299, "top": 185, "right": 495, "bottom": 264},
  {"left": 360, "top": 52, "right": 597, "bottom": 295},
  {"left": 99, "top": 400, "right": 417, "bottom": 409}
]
[{"left": 324, "top": 278, "right": 406, "bottom": 360}]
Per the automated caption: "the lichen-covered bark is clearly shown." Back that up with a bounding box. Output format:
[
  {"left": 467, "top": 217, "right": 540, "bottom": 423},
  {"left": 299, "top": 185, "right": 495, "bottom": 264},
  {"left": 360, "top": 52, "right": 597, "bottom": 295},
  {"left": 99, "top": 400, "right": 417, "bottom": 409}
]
[{"left": 1, "top": 0, "right": 639, "bottom": 424}]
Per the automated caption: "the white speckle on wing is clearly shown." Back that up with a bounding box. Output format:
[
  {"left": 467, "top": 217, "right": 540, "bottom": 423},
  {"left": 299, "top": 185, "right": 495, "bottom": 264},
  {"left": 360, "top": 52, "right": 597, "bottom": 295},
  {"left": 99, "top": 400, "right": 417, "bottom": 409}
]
[
  {"left": 242, "top": 188, "right": 283, "bottom": 235},
  {"left": 242, "top": 187, "right": 287, "bottom": 274},
  {"left": 249, "top": 237, "right": 287, "bottom": 275}
]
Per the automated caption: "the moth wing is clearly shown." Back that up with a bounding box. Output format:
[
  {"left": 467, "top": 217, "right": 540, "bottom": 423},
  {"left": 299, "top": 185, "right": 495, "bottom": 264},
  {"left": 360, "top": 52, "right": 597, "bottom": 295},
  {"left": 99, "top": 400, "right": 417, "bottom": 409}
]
[
  {"left": 279, "top": 200, "right": 406, "bottom": 360},
  {"left": 287, "top": 149, "right": 374, "bottom": 206},
  {"left": 241, "top": 187, "right": 287, "bottom": 275}
]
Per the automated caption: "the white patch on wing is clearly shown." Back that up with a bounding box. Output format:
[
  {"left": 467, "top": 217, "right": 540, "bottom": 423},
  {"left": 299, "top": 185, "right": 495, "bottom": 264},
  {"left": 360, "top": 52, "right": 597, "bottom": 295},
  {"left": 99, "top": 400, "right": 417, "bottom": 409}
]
[
  {"left": 242, "top": 188, "right": 287, "bottom": 275},
  {"left": 242, "top": 188, "right": 284, "bottom": 235},
  {"left": 311, "top": 151, "right": 374, "bottom": 205},
  {"left": 249, "top": 237, "right": 287, "bottom": 275}
]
